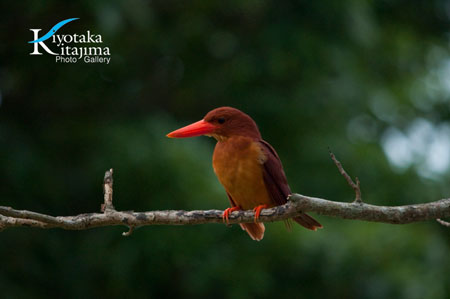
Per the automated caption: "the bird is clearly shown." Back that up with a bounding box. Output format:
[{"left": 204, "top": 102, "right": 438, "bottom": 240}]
[{"left": 167, "top": 107, "right": 322, "bottom": 241}]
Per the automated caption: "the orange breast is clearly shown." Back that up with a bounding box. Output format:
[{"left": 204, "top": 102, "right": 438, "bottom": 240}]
[{"left": 212, "top": 136, "right": 273, "bottom": 210}]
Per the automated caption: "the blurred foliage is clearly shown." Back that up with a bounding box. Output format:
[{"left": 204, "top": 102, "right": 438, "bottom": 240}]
[{"left": 1, "top": 0, "right": 450, "bottom": 298}]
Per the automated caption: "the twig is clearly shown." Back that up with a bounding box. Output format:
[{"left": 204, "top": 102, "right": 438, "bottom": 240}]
[
  {"left": 122, "top": 226, "right": 135, "bottom": 236},
  {"left": 436, "top": 218, "right": 450, "bottom": 227},
  {"left": 100, "top": 169, "right": 134, "bottom": 235},
  {"left": 329, "top": 150, "right": 362, "bottom": 203},
  {"left": 101, "top": 168, "right": 114, "bottom": 212}
]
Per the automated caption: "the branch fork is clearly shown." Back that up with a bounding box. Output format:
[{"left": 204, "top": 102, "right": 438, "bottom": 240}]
[
  {"left": 100, "top": 168, "right": 135, "bottom": 236},
  {"left": 0, "top": 153, "right": 448, "bottom": 234}
]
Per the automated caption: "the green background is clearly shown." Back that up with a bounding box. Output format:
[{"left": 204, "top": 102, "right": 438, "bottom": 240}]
[{"left": 1, "top": 1, "right": 449, "bottom": 298}]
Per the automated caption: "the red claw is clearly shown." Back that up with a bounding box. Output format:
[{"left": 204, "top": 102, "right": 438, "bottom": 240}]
[
  {"left": 222, "top": 206, "right": 241, "bottom": 224},
  {"left": 253, "top": 204, "right": 269, "bottom": 223}
]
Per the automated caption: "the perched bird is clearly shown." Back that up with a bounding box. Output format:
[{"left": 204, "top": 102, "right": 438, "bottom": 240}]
[{"left": 167, "top": 107, "right": 322, "bottom": 241}]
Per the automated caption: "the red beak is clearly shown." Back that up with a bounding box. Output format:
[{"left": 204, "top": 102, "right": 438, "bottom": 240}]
[{"left": 167, "top": 120, "right": 217, "bottom": 138}]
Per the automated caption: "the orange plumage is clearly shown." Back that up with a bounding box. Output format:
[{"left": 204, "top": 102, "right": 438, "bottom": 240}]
[{"left": 167, "top": 107, "right": 322, "bottom": 240}]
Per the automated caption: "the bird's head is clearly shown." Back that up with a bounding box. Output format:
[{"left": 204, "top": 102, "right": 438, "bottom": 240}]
[{"left": 167, "top": 107, "right": 261, "bottom": 140}]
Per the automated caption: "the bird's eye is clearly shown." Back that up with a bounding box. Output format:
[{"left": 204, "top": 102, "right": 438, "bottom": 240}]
[{"left": 218, "top": 117, "right": 226, "bottom": 124}]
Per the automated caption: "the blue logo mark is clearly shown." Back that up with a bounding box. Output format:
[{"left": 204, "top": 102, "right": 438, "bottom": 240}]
[{"left": 28, "top": 18, "right": 79, "bottom": 44}]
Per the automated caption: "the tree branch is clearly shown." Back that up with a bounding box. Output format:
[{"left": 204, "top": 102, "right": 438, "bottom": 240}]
[
  {"left": 329, "top": 150, "right": 362, "bottom": 203},
  {"left": 1, "top": 154, "right": 449, "bottom": 235},
  {"left": 0, "top": 194, "right": 449, "bottom": 232},
  {"left": 436, "top": 218, "right": 450, "bottom": 227}
]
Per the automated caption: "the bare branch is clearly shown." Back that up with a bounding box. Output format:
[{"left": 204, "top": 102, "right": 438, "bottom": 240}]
[
  {"left": 122, "top": 226, "right": 135, "bottom": 236},
  {"left": 0, "top": 165, "right": 449, "bottom": 234},
  {"left": 329, "top": 150, "right": 362, "bottom": 203},
  {"left": 101, "top": 168, "right": 114, "bottom": 212},
  {"left": 437, "top": 218, "right": 450, "bottom": 227},
  {"left": 0, "top": 194, "right": 449, "bottom": 233}
]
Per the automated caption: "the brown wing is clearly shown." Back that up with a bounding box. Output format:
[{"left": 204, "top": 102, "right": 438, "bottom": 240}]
[
  {"left": 259, "top": 140, "right": 291, "bottom": 206},
  {"left": 259, "top": 140, "right": 322, "bottom": 230}
]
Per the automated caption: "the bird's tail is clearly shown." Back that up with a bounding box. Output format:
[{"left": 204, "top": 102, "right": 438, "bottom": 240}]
[
  {"left": 240, "top": 223, "right": 265, "bottom": 241},
  {"left": 293, "top": 213, "right": 322, "bottom": 231}
]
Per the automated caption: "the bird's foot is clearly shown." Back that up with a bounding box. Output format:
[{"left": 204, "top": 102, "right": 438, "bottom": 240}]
[
  {"left": 253, "top": 204, "right": 269, "bottom": 223},
  {"left": 223, "top": 206, "right": 241, "bottom": 225}
]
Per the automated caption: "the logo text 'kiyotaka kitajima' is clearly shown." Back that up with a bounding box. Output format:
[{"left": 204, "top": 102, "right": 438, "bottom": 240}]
[{"left": 29, "top": 18, "right": 111, "bottom": 64}]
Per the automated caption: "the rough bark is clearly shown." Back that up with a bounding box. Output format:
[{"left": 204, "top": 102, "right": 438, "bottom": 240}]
[{"left": 1, "top": 155, "right": 449, "bottom": 235}]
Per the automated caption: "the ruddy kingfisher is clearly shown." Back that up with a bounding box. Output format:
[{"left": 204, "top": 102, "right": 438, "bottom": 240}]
[{"left": 167, "top": 107, "right": 322, "bottom": 241}]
